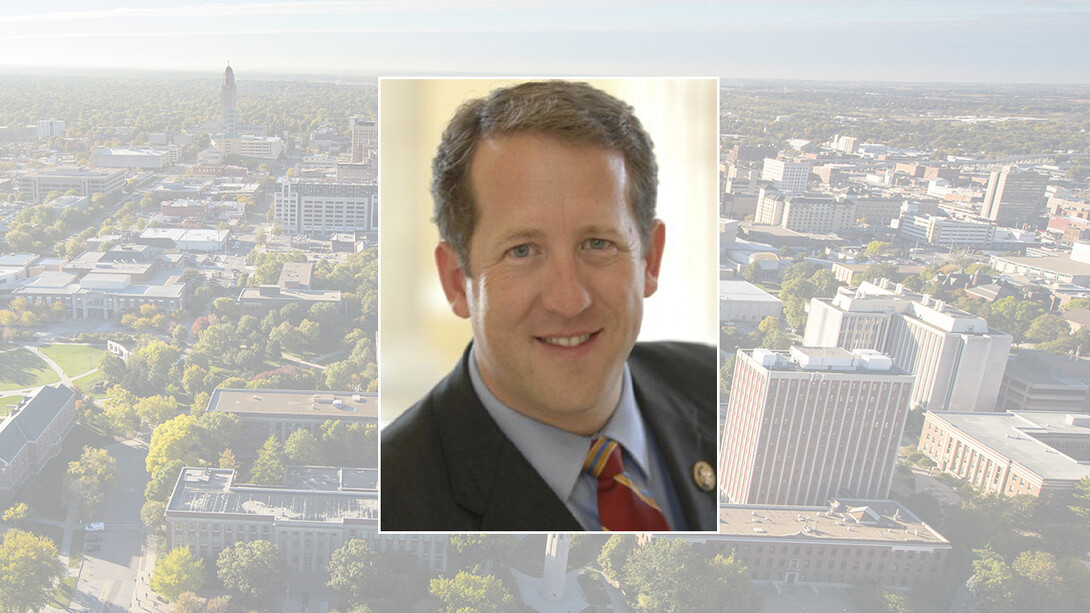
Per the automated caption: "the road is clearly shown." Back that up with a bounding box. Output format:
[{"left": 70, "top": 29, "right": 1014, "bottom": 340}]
[{"left": 68, "top": 440, "right": 151, "bottom": 613}]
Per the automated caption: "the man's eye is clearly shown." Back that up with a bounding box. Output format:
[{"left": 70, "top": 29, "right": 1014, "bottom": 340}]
[
  {"left": 507, "top": 244, "right": 532, "bottom": 258},
  {"left": 584, "top": 238, "right": 612, "bottom": 250}
]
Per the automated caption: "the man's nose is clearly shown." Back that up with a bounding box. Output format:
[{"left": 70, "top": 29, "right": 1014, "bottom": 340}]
[{"left": 540, "top": 254, "right": 592, "bottom": 317}]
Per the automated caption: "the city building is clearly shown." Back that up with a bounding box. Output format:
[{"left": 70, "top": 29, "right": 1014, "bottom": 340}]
[
  {"left": 96, "top": 148, "right": 171, "bottom": 169},
  {"left": 165, "top": 466, "right": 448, "bottom": 573},
  {"left": 982, "top": 166, "right": 1049, "bottom": 228},
  {"left": 137, "top": 228, "right": 229, "bottom": 252},
  {"left": 996, "top": 349, "right": 1090, "bottom": 412},
  {"left": 895, "top": 213, "right": 995, "bottom": 250},
  {"left": 725, "top": 145, "right": 778, "bottom": 163},
  {"left": 721, "top": 347, "right": 914, "bottom": 505},
  {"left": 219, "top": 135, "right": 284, "bottom": 160},
  {"left": 804, "top": 281, "right": 1013, "bottom": 412},
  {"left": 719, "top": 279, "right": 782, "bottom": 324},
  {"left": 761, "top": 158, "right": 812, "bottom": 193},
  {"left": 0, "top": 385, "right": 76, "bottom": 499},
  {"left": 686, "top": 499, "right": 950, "bottom": 589},
  {"left": 37, "top": 119, "right": 66, "bottom": 139},
  {"left": 205, "top": 388, "right": 375, "bottom": 444},
  {"left": 278, "top": 262, "right": 313, "bottom": 290},
  {"left": 17, "top": 167, "right": 126, "bottom": 203},
  {"left": 755, "top": 192, "right": 854, "bottom": 234},
  {"left": 272, "top": 179, "right": 378, "bottom": 235},
  {"left": 990, "top": 251, "right": 1090, "bottom": 287},
  {"left": 221, "top": 64, "right": 238, "bottom": 138},
  {"left": 919, "top": 410, "right": 1090, "bottom": 505},
  {"left": 350, "top": 116, "right": 376, "bottom": 163}
]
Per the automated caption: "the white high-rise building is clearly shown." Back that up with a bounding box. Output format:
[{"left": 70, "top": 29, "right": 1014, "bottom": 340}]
[
  {"left": 804, "top": 281, "right": 1012, "bottom": 412},
  {"left": 761, "top": 158, "right": 812, "bottom": 193},
  {"left": 37, "top": 119, "right": 66, "bottom": 139},
  {"left": 721, "top": 346, "right": 914, "bottom": 505},
  {"left": 273, "top": 178, "right": 377, "bottom": 235}
]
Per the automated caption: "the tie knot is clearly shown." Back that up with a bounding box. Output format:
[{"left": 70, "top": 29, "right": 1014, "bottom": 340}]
[{"left": 583, "top": 437, "right": 623, "bottom": 479}]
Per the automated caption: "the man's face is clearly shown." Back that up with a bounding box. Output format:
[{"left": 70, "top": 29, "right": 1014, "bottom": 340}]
[{"left": 436, "top": 133, "right": 665, "bottom": 435}]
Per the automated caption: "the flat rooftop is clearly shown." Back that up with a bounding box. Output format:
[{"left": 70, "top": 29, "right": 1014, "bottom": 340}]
[
  {"left": 208, "top": 388, "right": 377, "bottom": 420},
  {"left": 167, "top": 468, "right": 377, "bottom": 522},
  {"left": 931, "top": 411, "right": 1090, "bottom": 482},
  {"left": 283, "top": 466, "right": 377, "bottom": 491},
  {"left": 993, "top": 254, "right": 1090, "bottom": 278},
  {"left": 716, "top": 499, "right": 948, "bottom": 546},
  {"left": 718, "top": 279, "right": 782, "bottom": 303},
  {"left": 238, "top": 287, "right": 341, "bottom": 302}
]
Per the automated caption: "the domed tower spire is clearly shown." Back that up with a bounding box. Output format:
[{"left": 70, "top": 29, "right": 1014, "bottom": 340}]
[{"left": 220, "top": 62, "right": 238, "bottom": 138}]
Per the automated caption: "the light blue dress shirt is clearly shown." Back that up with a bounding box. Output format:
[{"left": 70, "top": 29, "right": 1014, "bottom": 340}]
[{"left": 469, "top": 348, "right": 687, "bottom": 531}]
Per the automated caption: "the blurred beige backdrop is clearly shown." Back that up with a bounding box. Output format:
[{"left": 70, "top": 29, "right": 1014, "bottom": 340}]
[{"left": 378, "top": 77, "right": 718, "bottom": 426}]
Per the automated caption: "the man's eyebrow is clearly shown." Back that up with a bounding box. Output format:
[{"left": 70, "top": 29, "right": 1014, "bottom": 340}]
[{"left": 496, "top": 228, "right": 547, "bottom": 245}]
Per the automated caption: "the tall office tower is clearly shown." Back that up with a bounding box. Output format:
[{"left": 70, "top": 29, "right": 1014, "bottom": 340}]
[
  {"left": 273, "top": 179, "right": 378, "bottom": 234},
  {"left": 220, "top": 63, "right": 239, "bottom": 138},
  {"left": 540, "top": 534, "right": 570, "bottom": 601},
  {"left": 981, "top": 166, "right": 1048, "bottom": 228},
  {"left": 804, "top": 281, "right": 1013, "bottom": 412},
  {"left": 37, "top": 119, "right": 66, "bottom": 139},
  {"left": 760, "top": 158, "right": 812, "bottom": 193},
  {"left": 721, "top": 347, "right": 915, "bottom": 505},
  {"left": 350, "top": 116, "right": 377, "bottom": 163}
]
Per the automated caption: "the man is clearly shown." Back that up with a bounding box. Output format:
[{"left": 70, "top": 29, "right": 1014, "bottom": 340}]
[{"left": 381, "top": 81, "right": 716, "bottom": 531}]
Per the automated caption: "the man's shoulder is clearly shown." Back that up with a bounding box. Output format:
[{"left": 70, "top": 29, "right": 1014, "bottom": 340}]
[{"left": 630, "top": 340, "right": 716, "bottom": 374}]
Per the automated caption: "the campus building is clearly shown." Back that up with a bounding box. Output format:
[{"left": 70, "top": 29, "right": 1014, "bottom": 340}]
[
  {"left": 919, "top": 410, "right": 1090, "bottom": 506},
  {"left": 677, "top": 499, "right": 951, "bottom": 589},
  {"left": 0, "top": 385, "right": 76, "bottom": 499},
  {"left": 760, "top": 158, "right": 812, "bottom": 193},
  {"left": 165, "top": 466, "right": 448, "bottom": 573},
  {"left": 718, "top": 279, "right": 782, "bottom": 325},
  {"left": 982, "top": 166, "right": 1049, "bottom": 228},
  {"left": 205, "top": 388, "right": 376, "bottom": 445},
  {"left": 997, "top": 349, "right": 1090, "bottom": 412},
  {"left": 721, "top": 347, "right": 914, "bottom": 505},
  {"left": 237, "top": 285, "right": 343, "bottom": 317},
  {"left": 804, "top": 280, "right": 1012, "bottom": 412}
]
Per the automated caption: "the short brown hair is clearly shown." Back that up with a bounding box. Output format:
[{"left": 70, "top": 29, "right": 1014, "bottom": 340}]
[{"left": 431, "top": 81, "right": 658, "bottom": 272}]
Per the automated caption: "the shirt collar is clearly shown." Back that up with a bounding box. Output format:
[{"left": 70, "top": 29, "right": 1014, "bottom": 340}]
[{"left": 468, "top": 346, "right": 651, "bottom": 502}]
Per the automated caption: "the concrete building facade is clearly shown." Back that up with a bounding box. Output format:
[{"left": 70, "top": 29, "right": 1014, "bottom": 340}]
[
  {"left": 982, "top": 166, "right": 1049, "bottom": 228},
  {"left": 761, "top": 159, "right": 812, "bottom": 193},
  {"left": 17, "top": 167, "right": 126, "bottom": 203},
  {"left": 721, "top": 347, "right": 914, "bottom": 506},
  {"left": 272, "top": 179, "right": 378, "bottom": 235},
  {"left": 804, "top": 281, "right": 1012, "bottom": 412}
]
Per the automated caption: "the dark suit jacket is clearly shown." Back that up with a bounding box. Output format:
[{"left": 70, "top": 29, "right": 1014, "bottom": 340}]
[{"left": 380, "top": 341, "right": 717, "bottom": 532}]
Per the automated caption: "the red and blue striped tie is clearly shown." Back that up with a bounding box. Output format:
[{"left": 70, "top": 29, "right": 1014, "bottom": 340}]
[{"left": 583, "top": 437, "right": 670, "bottom": 531}]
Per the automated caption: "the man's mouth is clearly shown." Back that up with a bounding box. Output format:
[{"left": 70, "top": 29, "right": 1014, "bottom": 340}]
[{"left": 538, "top": 332, "right": 595, "bottom": 347}]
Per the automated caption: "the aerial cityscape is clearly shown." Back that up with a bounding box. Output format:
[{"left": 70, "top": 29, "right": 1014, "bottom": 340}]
[{"left": 1, "top": 2, "right": 1090, "bottom": 613}]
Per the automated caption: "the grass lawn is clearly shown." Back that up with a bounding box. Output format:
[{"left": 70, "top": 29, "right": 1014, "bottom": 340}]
[
  {"left": 0, "top": 348, "right": 61, "bottom": 392},
  {"left": 71, "top": 370, "right": 106, "bottom": 398},
  {"left": 0, "top": 394, "right": 25, "bottom": 417},
  {"left": 50, "top": 575, "right": 77, "bottom": 610},
  {"left": 38, "top": 344, "right": 106, "bottom": 377}
]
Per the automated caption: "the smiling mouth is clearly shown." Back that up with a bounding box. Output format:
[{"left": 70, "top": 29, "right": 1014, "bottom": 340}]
[{"left": 539, "top": 332, "right": 595, "bottom": 347}]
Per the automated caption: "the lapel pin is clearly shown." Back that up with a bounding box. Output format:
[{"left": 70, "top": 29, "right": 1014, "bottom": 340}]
[{"left": 692, "top": 461, "right": 715, "bottom": 492}]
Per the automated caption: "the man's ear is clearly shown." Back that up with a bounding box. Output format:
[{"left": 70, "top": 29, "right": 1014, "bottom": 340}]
[
  {"left": 643, "top": 219, "right": 666, "bottom": 298},
  {"left": 435, "top": 241, "right": 470, "bottom": 319}
]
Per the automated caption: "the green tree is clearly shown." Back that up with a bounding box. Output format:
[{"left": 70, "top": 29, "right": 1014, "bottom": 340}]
[
  {"left": 141, "top": 500, "right": 166, "bottom": 528},
  {"left": 448, "top": 534, "right": 519, "bottom": 569},
  {"left": 172, "top": 592, "right": 234, "bottom": 613},
  {"left": 249, "top": 436, "right": 285, "bottom": 484},
  {"left": 622, "top": 538, "right": 707, "bottom": 612},
  {"left": 63, "top": 446, "right": 118, "bottom": 518},
  {"left": 283, "top": 429, "right": 321, "bottom": 466},
  {"left": 146, "top": 414, "right": 200, "bottom": 476},
  {"left": 597, "top": 533, "right": 636, "bottom": 580},
  {"left": 866, "top": 240, "right": 891, "bottom": 258},
  {"left": 1025, "top": 314, "right": 1071, "bottom": 344},
  {"left": 135, "top": 395, "right": 179, "bottom": 429},
  {"left": 327, "top": 539, "right": 384, "bottom": 604},
  {"left": 862, "top": 263, "right": 898, "bottom": 284},
  {"left": 2, "top": 503, "right": 33, "bottom": 528},
  {"left": 0, "top": 530, "right": 64, "bottom": 613},
  {"left": 102, "top": 384, "right": 140, "bottom": 435},
  {"left": 970, "top": 546, "right": 1017, "bottom": 613},
  {"left": 216, "top": 540, "right": 286, "bottom": 602},
  {"left": 429, "top": 571, "right": 514, "bottom": 613},
  {"left": 1070, "top": 476, "right": 1090, "bottom": 522},
  {"left": 706, "top": 553, "right": 761, "bottom": 613},
  {"left": 151, "top": 547, "right": 204, "bottom": 602}
]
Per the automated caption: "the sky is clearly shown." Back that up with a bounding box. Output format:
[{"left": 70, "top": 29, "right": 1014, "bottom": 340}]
[{"left": 0, "top": 1, "right": 1088, "bottom": 83}]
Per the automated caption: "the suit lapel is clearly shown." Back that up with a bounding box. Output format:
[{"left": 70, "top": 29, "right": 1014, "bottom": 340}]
[
  {"left": 431, "top": 347, "right": 583, "bottom": 531},
  {"left": 630, "top": 347, "right": 718, "bottom": 531}
]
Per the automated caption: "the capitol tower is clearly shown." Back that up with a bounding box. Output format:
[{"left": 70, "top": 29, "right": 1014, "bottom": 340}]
[{"left": 220, "top": 63, "right": 238, "bottom": 138}]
